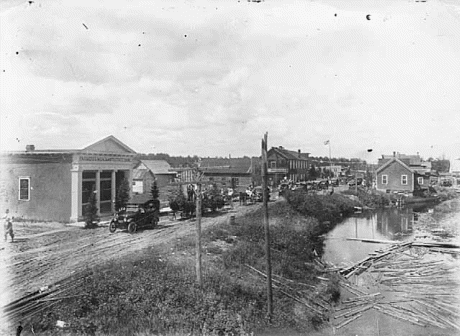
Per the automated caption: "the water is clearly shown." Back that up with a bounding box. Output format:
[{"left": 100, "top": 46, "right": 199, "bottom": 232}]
[{"left": 323, "top": 205, "right": 432, "bottom": 266}]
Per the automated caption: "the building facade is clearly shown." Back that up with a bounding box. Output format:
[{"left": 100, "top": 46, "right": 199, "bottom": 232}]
[
  {"left": 0, "top": 136, "right": 136, "bottom": 222},
  {"left": 267, "top": 146, "right": 310, "bottom": 185},
  {"left": 132, "top": 160, "right": 177, "bottom": 194},
  {"left": 376, "top": 158, "right": 415, "bottom": 193}
]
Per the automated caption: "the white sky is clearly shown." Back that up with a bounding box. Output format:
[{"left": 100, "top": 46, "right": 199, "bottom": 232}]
[{"left": 1, "top": 0, "right": 459, "bottom": 162}]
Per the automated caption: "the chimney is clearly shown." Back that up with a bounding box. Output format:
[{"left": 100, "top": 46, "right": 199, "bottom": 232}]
[
  {"left": 279, "top": 146, "right": 284, "bottom": 149},
  {"left": 298, "top": 149, "right": 301, "bottom": 158},
  {"left": 26, "top": 145, "right": 35, "bottom": 152},
  {"left": 393, "top": 151, "right": 396, "bottom": 158}
]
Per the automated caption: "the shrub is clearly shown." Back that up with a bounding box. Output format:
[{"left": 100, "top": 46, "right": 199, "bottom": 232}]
[
  {"left": 203, "top": 185, "right": 225, "bottom": 212},
  {"left": 284, "top": 190, "right": 357, "bottom": 227},
  {"left": 115, "top": 178, "right": 130, "bottom": 211},
  {"left": 84, "top": 189, "right": 99, "bottom": 229},
  {"left": 434, "top": 186, "right": 459, "bottom": 202},
  {"left": 341, "top": 189, "right": 391, "bottom": 208}
]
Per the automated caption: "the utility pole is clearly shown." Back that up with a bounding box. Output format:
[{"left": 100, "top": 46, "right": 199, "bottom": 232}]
[
  {"left": 194, "top": 170, "right": 203, "bottom": 287},
  {"left": 261, "top": 132, "right": 273, "bottom": 321}
]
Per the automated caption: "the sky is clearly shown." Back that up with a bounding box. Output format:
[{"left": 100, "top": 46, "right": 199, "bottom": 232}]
[{"left": 1, "top": 0, "right": 459, "bottom": 163}]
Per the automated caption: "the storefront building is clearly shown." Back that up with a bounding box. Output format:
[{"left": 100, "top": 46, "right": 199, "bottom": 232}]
[{"left": 0, "top": 136, "right": 136, "bottom": 222}]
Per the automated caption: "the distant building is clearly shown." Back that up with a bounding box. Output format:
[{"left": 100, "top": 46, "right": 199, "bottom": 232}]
[
  {"left": 450, "top": 158, "right": 460, "bottom": 176},
  {"left": 267, "top": 146, "right": 310, "bottom": 185},
  {"left": 132, "top": 160, "right": 177, "bottom": 194},
  {"left": 327, "top": 165, "right": 343, "bottom": 177},
  {"left": 175, "top": 157, "right": 255, "bottom": 192},
  {"left": 376, "top": 152, "right": 433, "bottom": 195},
  {"left": 0, "top": 136, "right": 136, "bottom": 222}
]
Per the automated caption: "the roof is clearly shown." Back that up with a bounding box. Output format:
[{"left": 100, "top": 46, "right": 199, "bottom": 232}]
[
  {"left": 269, "top": 147, "right": 310, "bottom": 161},
  {"left": 376, "top": 157, "right": 413, "bottom": 174},
  {"left": 137, "top": 160, "right": 176, "bottom": 174},
  {"left": 201, "top": 167, "right": 252, "bottom": 175},
  {"left": 199, "top": 157, "right": 255, "bottom": 174},
  {"left": 132, "top": 169, "right": 150, "bottom": 180},
  {"left": 1, "top": 135, "right": 136, "bottom": 156},
  {"left": 381, "top": 154, "right": 421, "bottom": 165},
  {"left": 81, "top": 135, "right": 136, "bottom": 154}
]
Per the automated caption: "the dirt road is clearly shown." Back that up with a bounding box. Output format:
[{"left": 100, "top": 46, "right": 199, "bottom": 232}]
[{"left": 1, "top": 203, "right": 261, "bottom": 305}]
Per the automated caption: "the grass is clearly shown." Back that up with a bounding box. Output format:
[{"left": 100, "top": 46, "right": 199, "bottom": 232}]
[{"left": 26, "top": 198, "right": 351, "bottom": 336}]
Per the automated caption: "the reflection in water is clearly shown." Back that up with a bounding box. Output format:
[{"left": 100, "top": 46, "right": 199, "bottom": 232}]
[{"left": 324, "top": 206, "right": 431, "bottom": 265}]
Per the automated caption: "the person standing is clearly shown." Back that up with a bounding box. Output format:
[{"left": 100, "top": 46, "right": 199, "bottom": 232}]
[{"left": 3, "top": 209, "right": 14, "bottom": 242}]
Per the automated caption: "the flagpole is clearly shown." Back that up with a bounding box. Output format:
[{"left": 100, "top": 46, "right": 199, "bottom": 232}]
[{"left": 329, "top": 142, "right": 332, "bottom": 178}]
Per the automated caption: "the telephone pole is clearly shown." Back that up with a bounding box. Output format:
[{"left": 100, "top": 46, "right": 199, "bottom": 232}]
[
  {"left": 196, "top": 182, "right": 202, "bottom": 286},
  {"left": 192, "top": 170, "right": 203, "bottom": 287},
  {"left": 261, "top": 132, "right": 273, "bottom": 321}
]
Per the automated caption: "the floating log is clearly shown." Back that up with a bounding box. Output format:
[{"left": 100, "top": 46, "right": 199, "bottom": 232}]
[
  {"left": 374, "top": 305, "right": 426, "bottom": 326},
  {"left": 346, "top": 238, "right": 401, "bottom": 244},
  {"left": 342, "top": 293, "right": 381, "bottom": 304},
  {"left": 412, "top": 242, "right": 460, "bottom": 249},
  {"left": 335, "top": 313, "right": 362, "bottom": 329},
  {"left": 334, "top": 304, "right": 373, "bottom": 319}
]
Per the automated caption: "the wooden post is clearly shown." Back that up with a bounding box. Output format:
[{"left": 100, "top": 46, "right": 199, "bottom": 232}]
[
  {"left": 261, "top": 132, "right": 273, "bottom": 321},
  {"left": 196, "top": 181, "right": 202, "bottom": 287}
]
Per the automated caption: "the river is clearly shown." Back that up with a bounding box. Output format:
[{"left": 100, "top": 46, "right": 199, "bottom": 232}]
[
  {"left": 319, "top": 202, "right": 460, "bottom": 336},
  {"left": 323, "top": 205, "right": 433, "bottom": 266}
]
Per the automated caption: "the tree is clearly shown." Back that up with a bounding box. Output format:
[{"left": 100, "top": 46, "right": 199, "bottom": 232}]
[
  {"left": 115, "top": 178, "right": 130, "bottom": 211},
  {"left": 84, "top": 188, "right": 99, "bottom": 229},
  {"left": 150, "top": 179, "right": 159, "bottom": 200},
  {"left": 308, "top": 164, "right": 318, "bottom": 180},
  {"left": 202, "top": 184, "right": 225, "bottom": 212}
]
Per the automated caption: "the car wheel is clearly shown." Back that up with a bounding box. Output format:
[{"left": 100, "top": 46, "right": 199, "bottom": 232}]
[
  {"left": 127, "top": 222, "right": 137, "bottom": 233},
  {"left": 109, "top": 220, "right": 117, "bottom": 233},
  {"left": 151, "top": 216, "right": 158, "bottom": 228}
]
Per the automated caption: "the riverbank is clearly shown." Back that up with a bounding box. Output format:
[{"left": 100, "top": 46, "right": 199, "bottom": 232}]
[{"left": 11, "top": 195, "right": 358, "bottom": 336}]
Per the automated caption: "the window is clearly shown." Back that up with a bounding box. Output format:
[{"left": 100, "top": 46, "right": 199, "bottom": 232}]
[
  {"left": 133, "top": 180, "right": 143, "bottom": 194},
  {"left": 270, "top": 161, "right": 276, "bottom": 169},
  {"left": 401, "top": 175, "right": 408, "bottom": 185},
  {"left": 19, "top": 177, "right": 30, "bottom": 200},
  {"left": 382, "top": 175, "right": 388, "bottom": 184},
  {"left": 418, "top": 177, "right": 424, "bottom": 185}
]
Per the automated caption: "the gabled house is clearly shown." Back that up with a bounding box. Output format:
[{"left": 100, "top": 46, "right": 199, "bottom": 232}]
[
  {"left": 132, "top": 160, "right": 177, "bottom": 194},
  {"left": 267, "top": 146, "right": 310, "bottom": 185},
  {"left": 376, "top": 153, "right": 433, "bottom": 195}
]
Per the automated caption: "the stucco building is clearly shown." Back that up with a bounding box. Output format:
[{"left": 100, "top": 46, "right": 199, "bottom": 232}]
[{"left": 0, "top": 136, "right": 137, "bottom": 222}]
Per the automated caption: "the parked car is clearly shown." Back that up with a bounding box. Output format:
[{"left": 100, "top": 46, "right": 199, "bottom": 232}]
[
  {"left": 109, "top": 200, "right": 160, "bottom": 233},
  {"left": 330, "top": 178, "right": 339, "bottom": 187},
  {"left": 348, "top": 178, "right": 363, "bottom": 187},
  {"left": 253, "top": 186, "right": 270, "bottom": 202}
]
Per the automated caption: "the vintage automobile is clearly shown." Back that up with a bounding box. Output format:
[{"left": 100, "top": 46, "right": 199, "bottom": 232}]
[
  {"left": 109, "top": 200, "right": 160, "bottom": 233},
  {"left": 253, "top": 186, "right": 270, "bottom": 202}
]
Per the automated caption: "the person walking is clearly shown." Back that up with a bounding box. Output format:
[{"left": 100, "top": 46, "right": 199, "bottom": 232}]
[{"left": 3, "top": 209, "right": 14, "bottom": 242}]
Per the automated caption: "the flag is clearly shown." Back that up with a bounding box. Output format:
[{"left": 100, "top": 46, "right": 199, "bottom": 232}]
[{"left": 324, "top": 140, "right": 330, "bottom": 145}]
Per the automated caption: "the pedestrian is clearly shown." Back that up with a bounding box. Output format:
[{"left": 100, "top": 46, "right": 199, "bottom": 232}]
[{"left": 3, "top": 209, "right": 14, "bottom": 242}]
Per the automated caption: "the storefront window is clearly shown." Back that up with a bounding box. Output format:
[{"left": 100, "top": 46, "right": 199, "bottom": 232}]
[{"left": 19, "top": 177, "right": 30, "bottom": 201}]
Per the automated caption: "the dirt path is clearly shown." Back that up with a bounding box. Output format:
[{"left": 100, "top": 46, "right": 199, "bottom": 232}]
[{"left": 2, "top": 203, "right": 261, "bottom": 304}]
